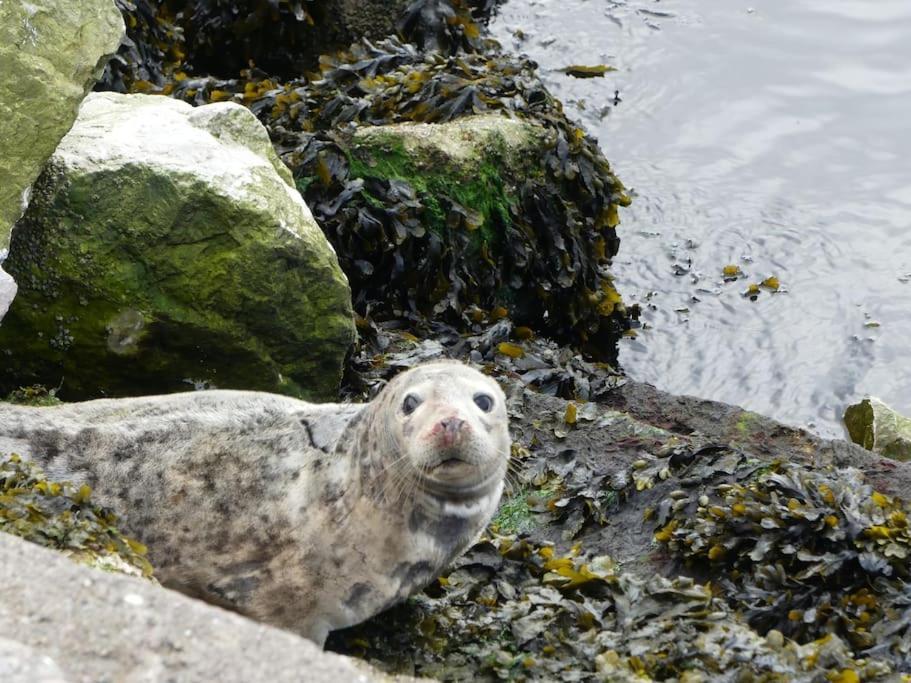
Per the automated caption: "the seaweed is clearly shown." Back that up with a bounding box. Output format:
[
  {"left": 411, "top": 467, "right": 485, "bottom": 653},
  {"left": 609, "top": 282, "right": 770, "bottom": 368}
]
[
  {"left": 4, "top": 385, "right": 62, "bottom": 407},
  {"left": 328, "top": 333, "right": 910, "bottom": 680},
  {"left": 658, "top": 463, "right": 911, "bottom": 670},
  {"left": 0, "top": 454, "right": 154, "bottom": 578},
  {"left": 168, "top": 39, "right": 630, "bottom": 355},
  {"left": 97, "top": 0, "right": 502, "bottom": 90}
]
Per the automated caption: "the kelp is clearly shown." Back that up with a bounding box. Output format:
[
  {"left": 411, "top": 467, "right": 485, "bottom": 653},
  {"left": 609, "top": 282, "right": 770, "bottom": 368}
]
[
  {"left": 658, "top": 463, "right": 911, "bottom": 670},
  {"left": 100, "top": 0, "right": 185, "bottom": 93},
  {"left": 0, "top": 454, "right": 154, "bottom": 578}
]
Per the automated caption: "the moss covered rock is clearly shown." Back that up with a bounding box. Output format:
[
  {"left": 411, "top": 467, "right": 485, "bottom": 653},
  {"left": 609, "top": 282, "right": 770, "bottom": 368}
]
[
  {"left": 0, "top": 0, "right": 123, "bottom": 250},
  {"left": 0, "top": 0, "right": 123, "bottom": 320},
  {"left": 0, "top": 92, "right": 356, "bottom": 401},
  {"left": 845, "top": 396, "right": 911, "bottom": 461}
]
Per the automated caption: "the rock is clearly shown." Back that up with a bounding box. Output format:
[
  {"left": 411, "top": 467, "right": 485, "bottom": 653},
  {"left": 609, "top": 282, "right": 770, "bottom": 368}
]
[
  {"left": 0, "top": 264, "right": 15, "bottom": 319},
  {"left": 0, "top": 532, "right": 405, "bottom": 683},
  {"left": 307, "top": 113, "right": 628, "bottom": 349},
  {"left": 352, "top": 115, "right": 548, "bottom": 172},
  {"left": 0, "top": 0, "right": 124, "bottom": 319},
  {"left": 844, "top": 396, "right": 911, "bottom": 461},
  {"left": 0, "top": 92, "right": 356, "bottom": 401},
  {"left": 0, "top": 638, "right": 68, "bottom": 683}
]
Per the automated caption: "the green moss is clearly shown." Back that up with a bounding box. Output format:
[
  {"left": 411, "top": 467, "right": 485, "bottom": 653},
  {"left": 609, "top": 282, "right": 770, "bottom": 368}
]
[
  {"left": 347, "top": 134, "right": 517, "bottom": 251},
  {"left": 0, "top": 151, "right": 354, "bottom": 401},
  {"left": 734, "top": 410, "right": 762, "bottom": 438}
]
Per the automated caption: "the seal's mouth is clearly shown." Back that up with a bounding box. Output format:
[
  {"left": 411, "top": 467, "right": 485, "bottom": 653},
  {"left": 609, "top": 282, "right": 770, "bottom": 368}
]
[
  {"left": 432, "top": 456, "right": 473, "bottom": 473},
  {"left": 428, "top": 455, "right": 483, "bottom": 486}
]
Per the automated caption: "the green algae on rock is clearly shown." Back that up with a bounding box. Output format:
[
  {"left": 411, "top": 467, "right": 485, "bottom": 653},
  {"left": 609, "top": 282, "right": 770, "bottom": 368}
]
[
  {"left": 0, "top": 92, "right": 356, "bottom": 401},
  {"left": 0, "top": 454, "right": 153, "bottom": 579},
  {"left": 3, "top": 385, "right": 62, "bottom": 407},
  {"left": 276, "top": 38, "right": 632, "bottom": 356},
  {"left": 0, "top": 0, "right": 123, "bottom": 251},
  {"left": 845, "top": 396, "right": 911, "bottom": 462}
]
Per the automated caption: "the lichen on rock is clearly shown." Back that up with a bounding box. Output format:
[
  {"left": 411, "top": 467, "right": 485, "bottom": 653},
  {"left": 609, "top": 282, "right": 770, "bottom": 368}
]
[{"left": 0, "top": 0, "right": 124, "bottom": 251}]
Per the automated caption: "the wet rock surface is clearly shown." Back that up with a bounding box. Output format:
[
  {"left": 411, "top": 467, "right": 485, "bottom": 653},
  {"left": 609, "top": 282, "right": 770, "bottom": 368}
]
[
  {"left": 0, "top": 91, "right": 356, "bottom": 401},
  {"left": 845, "top": 396, "right": 911, "bottom": 463}
]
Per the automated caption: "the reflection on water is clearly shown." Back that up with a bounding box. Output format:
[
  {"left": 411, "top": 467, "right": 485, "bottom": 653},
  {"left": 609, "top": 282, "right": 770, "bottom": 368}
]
[{"left": 490, "top": 0, "right": 911, "bottom": 437}]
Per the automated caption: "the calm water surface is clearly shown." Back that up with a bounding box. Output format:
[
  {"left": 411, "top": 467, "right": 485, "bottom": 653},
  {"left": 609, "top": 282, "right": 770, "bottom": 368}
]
[{"left": 491, "top": 0, "right": 911, "bottom": 437}]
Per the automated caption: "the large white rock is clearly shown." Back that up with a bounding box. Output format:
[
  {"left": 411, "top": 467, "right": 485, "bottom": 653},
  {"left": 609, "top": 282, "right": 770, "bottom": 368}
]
[
  {"left": 0, "top": 532, "right": 398, "bottom": 683},
  {"left": 0, "top": 0, "right": 124, "bottom": 320},
  {"left": 0, "top": 92, "right": 355, "bottom": 401}
]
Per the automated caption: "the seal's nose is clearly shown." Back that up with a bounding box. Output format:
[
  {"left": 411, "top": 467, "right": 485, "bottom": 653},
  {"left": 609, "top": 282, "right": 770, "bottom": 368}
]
[{"left": 438, "top": 417, "right": 465, "bottom": 448}]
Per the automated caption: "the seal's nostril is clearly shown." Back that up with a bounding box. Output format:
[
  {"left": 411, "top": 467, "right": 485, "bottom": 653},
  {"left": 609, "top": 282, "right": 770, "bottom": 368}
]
[{"left": 440, "top": 417, "right": 465, "bottom": 434}]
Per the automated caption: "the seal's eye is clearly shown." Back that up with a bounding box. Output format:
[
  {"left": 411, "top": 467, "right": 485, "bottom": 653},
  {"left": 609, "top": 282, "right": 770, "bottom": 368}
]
[
  {"left": 473, "top": 393, "right": 494, "bottom": 413},
  {"left": 402, "top": 394, "right": 421, "bottom": 415}
]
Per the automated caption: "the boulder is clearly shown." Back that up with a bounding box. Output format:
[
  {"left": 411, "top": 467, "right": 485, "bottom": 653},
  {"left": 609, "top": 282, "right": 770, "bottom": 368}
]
[
  {"left": 351, "top": 115, "right": 547, "bottom": 173},
  {"left": 0, "top": 92, "right": 356, "bottom": 401},
  {"left": 0, "top": 0, "right": 124, "bottom": 319},
  {"left": 0, "top": 532, "right": 403, "bottom": 683},
  {"left": 0, "top": 265, "right": 14, "bottom": 319},
  {"left": 844, "top": 396, "right": 911, "bottom": 461}
]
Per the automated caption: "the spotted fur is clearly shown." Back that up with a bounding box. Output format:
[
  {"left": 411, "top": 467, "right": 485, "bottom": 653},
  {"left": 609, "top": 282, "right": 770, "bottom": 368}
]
[{"left": 0, "top": 361, "right": 510, "bottom": 645}]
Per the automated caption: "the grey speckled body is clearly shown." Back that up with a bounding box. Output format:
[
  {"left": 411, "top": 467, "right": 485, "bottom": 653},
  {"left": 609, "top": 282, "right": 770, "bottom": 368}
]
[{"left": 0, "top": 361, "right": 510, "bottom": 645}]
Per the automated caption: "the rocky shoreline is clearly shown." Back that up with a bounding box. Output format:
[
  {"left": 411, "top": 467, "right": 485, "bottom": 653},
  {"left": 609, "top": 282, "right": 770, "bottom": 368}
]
[{"left": 2, "top": 1, "right": 910, "bottom": 681}]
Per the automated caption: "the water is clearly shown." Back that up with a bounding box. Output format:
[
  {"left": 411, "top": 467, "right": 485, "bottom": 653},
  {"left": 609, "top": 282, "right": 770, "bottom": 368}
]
[{"left": 490, "top": 0, "right": 911, "bottom": 438}]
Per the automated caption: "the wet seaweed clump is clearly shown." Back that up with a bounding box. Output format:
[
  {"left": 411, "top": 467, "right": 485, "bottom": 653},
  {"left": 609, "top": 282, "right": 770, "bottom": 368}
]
[
  {"left": 0, "top": 454, "right": 154, "bottom": 578},
  {"left": 205, "top": 38, "right": 631, "bottom": 356},
  {"left": 330, "top": 534, "right": 900, "bottom": 682},
  {"left": 658, "top": 463, "right": 911, "bottom": 670},
  {"left": 99, "top": 0, "right": 498, "bottom": 91},
  {"left": 4, "top": 385, "right": 61, "bottom": 407}
]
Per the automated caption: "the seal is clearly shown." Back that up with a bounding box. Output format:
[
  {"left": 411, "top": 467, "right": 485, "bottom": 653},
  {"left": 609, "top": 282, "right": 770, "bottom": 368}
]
[{"left": 0, "top": 360, "right": 510, "bottom": 645}]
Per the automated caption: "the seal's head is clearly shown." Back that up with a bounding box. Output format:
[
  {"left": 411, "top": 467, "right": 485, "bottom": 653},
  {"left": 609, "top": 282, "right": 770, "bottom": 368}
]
[{"left": 377, "top": 360, "right": 509, "bottom": 500}]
